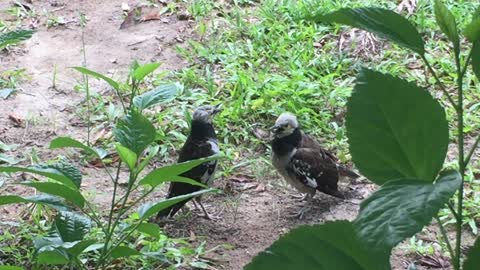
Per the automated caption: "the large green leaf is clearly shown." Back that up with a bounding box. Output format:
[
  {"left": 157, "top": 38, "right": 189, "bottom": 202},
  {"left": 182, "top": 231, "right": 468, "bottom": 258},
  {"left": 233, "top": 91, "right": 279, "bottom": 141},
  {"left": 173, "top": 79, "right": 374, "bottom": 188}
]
[
  {"left": 54, "top": 211, "right": 91, "bottom": 242},
  {"left": 139, "top": 155, "right": 221, "bottom": 188},
  {"left": 138, "top": 188, "right": 217, "bottom": 219},
  {"left": 133, "top": 84, "right": 178, "bottom": 111},
  {"left": 136, "top": 223, "right": 161, "bottom": 238},
  {"left": 0, "top": 164, "right": 79, "bottom": 189},
  {"left": 115, "top": 143, "right": 137, "bottom": 171},
  {"left": 354, "top": 170, "right": 461, "bottom": 254},
  {"left": 36, "top": 249, "right": 69, "bottom": 265},
  {"left": 311, "top": 8, "right": 424, "bottom": 55},
  {"left": 113, "top": 110, "right": 156, "bottom": 156},
  {"left": 50, "top": 137, "right": 106, "bottom": 159},
  {"left": 471, "top": 42, "right": 480, "bottom": 81},
  {"left": 0, "top": 194, "right": 69, "bottom": 211},
  {"left": 50, "top": 161, "right": 82, "bottom": 188},
  {"left": 245, "top": 221, "right": 389, "bottom": 270},
  {"left": 0, "top": 30, "right": 34, "bottom": 48},
  {"left": 21, "top": 182, "right": 85, "bottom": 208},
  {"left": 110, "top": 246, "right": 140, "bottom": 259},
  {"left": 465, "top": 6, "right": 480, "bottom": 42},
  {"left": 0, "top": 267, "right": 25, "bottom": 270},
  {"left": 464, "top": 236, "right": 480, "bottom": 270},
  {"left": 346, "top": 69, "right": 448, "bottom": 184},
  {"left": 433, "top": 0, "right": 459, "bottom": 53},
  {"left": 73, "top": 67, "right": 120, "bottom": 91},
  {"left": 64, "top": 239, "right": 97, "bottom": 257},
  {"left": 133, "top": 63, "right": 160, "bottom": 81}
]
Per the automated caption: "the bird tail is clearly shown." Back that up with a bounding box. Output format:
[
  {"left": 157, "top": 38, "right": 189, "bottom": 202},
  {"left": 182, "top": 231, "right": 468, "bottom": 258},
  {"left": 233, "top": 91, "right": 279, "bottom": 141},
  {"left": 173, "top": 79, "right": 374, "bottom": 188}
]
[{"left": 336, "top": 164, "right": 360, "bottom": 178}]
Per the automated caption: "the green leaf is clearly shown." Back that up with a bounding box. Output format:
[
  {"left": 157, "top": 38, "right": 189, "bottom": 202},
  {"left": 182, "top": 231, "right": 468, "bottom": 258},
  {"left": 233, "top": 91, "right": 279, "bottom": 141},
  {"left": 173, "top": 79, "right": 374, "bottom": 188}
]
[
  {"left": 65, "top": 239, "right": 97, "bottom": 257},
  {"left": 464, "top": 236, "right": 480, "bottom": 270},
  {"left": 0, "top": 194, "right": 69, "bottom": 211},
  {"left": 0, "top": 30, "right": 34, "bottom": 48},
  {"left": 55, "top": 211, "right": 91, "bottom": 242},
  {"left": 50, "top": 137, "right": 105, "bottom": 159},
  {"left": 115, "top": 144, "right": 137, "bottom": 171},
  {"left": 0, "top": 164, "right": 79, "bottom": 189},
  {"left": 311, "top": 8, "right": 424, "bottom": 55},
  {"left": 133, "top": 63, "right": 161, "bottom": 81},
  {"left": 21, "top": 182, "right": 85, "bottom": 208},
  {"left": 245, "top": 221, "right": 389, "bottom": 270},
  {"left": 113, "top": 110, "right": 156, "bottom": 156},
  {"left": 50, "top": 161, "right": 82, "bottom": 188},
  {"left": 139, "top": 155, "right": 221, "bottom": 188},
  {"left": 137, "top": 223, "right": 161, "bottom": 238},
  {"left": 471, "top": 42, "right": 480, "bottom": 81},
  {"left": 110, "top": 246, "right": 140, "bottom": 259},
  {"left": 0, "top": 266, "right": 25, "bottom": 270},
  {"left": 354, "top": 170, "right": 461, "bottom": 254},
  {"left": 36, "top": 248, "right": 69, "bottom": 265},
  {"left": 133, "top": 84, "right": 178, "bottom": 111},
  {"left": 346, "top": 69, "right": 448, "bottom": 184},
  {"left": 138, "top": 188, "right": 217, "bottom": 220},
  {"left": 73, "top": 67, "right": 120, "bottom": 91},
  {"left": 465, "top": 7, "right": 480, "bottom": 42},
  {"left": 433, "top": 0, "right": 459, "bottom": 52},
  {"left": 0, "top": 153, "right": 23, "bottom": 165}
]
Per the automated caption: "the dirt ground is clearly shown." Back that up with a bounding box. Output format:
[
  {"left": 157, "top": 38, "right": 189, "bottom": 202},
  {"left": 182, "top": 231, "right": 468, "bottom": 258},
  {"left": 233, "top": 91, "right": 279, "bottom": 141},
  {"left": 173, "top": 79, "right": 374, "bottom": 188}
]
[{"left": 0, "top": 1, "right": 463, "bottom": 269}]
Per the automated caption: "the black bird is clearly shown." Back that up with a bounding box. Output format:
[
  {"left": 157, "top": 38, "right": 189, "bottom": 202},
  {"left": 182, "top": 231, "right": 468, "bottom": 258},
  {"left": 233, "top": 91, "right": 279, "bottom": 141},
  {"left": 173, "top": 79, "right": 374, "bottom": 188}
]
[
  {"left": 270, "top": 112, "right": 358, "bottom": 218},
  {"left": 156, "top": 104, "right": 221, "bottom": 220}
]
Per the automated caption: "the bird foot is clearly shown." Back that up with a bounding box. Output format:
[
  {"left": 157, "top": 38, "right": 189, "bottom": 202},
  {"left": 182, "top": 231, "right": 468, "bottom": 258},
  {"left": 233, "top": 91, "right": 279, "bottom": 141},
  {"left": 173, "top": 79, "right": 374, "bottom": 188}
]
[
  {"left": 288, "top": 193, "right": 308, "bottom": 201},
  {"left": 288, "top": 205, "right": 311, "bottom": 219}
]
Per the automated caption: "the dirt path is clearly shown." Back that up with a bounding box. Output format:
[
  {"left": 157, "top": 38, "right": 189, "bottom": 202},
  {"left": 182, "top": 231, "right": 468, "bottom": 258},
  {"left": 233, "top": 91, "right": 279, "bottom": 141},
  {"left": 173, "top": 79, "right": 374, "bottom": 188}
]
[{"left": 0, "top": 1, "right": 449, "bottom": 270}]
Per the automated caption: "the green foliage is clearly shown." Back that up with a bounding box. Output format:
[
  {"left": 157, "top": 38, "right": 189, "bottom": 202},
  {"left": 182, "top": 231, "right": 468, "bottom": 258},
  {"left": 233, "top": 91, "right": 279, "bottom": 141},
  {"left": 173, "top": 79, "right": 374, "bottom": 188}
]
[
  {"left": 463, "top": 237, "right": 480, "bottom": 270},
  {"left": 0, "top": 62, "right": 219, "bottom": 268},
  {"left": 0, "top": 30, "right": 34, "bottom": 48},
  {"left": 245, "top": 221, "right": 389, "bottom": 270},
  {"left": 354, "top": 170, "right": 461, "bottom": 254},
  {"left": 113, "top": 110, "right": 156, "bottom": 156},
  {"left": 346, "top": 69, "right": 449, "bottom": 184},
  {"left": 249, "top": 2, "right": 479, "bottom": 270},
  {"left": 133, "top": 84, "right": 179, "bottom": 111},
  {"left": 312, "top": 7, "right": 425, "bottom": 55}
]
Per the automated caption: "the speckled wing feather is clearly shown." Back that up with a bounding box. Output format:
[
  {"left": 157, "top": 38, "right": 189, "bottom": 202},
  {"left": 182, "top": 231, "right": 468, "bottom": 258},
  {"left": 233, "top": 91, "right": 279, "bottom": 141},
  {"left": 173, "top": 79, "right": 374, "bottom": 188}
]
[{"left": 286, "top": 148, "right": 345, "bottom": 199}]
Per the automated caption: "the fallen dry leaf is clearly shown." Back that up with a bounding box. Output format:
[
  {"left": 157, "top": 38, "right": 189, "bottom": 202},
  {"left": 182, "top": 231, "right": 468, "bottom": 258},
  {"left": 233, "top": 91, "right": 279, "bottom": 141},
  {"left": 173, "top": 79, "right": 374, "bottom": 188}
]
[
  {"left": 8, "top": 114, "right": 23, "bottom": 127},
  {"left": 120, "top": 6, "right": 163, "bottom": 29},
  {"left": 255, "top": 183, "right": 266, "bottom": 192}
]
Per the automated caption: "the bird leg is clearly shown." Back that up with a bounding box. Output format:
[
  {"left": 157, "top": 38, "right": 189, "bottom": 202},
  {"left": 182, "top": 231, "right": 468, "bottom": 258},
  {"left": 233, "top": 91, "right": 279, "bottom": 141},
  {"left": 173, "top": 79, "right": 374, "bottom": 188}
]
[
  {"left": 289, "top": 194, "right": 313, "bottom": 219},
  {"left": 193, "top": 198, "right": 220, "bottom": 220}
]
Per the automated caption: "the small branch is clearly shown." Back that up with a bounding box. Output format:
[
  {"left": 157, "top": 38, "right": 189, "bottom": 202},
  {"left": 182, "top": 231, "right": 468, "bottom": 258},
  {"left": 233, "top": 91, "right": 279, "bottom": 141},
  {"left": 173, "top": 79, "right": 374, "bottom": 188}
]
[
  {"left": 421, "top": 55, "right": 458, "bottom": 111},
  {"left": 460, "top": 45, "right": 474, "bottom": 79},
  {"left": 464, "top": 134, "right": 480, "bottom": 166},
  {"left": 435, "top": 215, "right": 456, "bottom": 267},
  {"left": 447, "top": 201, "right": 459, "bottom": 221}
]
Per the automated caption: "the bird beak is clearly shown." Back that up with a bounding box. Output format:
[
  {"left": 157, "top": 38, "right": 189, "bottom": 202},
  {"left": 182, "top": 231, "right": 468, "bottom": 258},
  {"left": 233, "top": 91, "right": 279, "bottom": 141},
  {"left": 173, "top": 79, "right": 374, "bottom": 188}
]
[
  {"left": 213, "top": 103, "right": 222, "bottom": 114},
  {"left": 270, "top": 125, "right": 279, "bottom": 133}
]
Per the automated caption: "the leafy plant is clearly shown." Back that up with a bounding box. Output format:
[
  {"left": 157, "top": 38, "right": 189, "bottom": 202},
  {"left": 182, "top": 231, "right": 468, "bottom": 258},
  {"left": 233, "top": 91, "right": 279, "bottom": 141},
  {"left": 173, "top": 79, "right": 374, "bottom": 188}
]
[
  {"left": 247, "top": 2, "right": 480, "bottom": 270},
  {"left": 0, "top": 62, "right": 221, "bottom": 269},
  {"left": 0, "top": 29, "right": 34, "bottom": 49}
]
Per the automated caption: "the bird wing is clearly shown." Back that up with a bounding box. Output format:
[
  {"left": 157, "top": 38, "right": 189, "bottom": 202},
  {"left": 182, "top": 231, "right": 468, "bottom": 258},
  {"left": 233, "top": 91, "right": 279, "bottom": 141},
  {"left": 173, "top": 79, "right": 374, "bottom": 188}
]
[
  {"left": 286, "top": 148, "right": 344, "bottom": 198},
  {"left": 301, "top": 134, "right": 359, "bottom": 178}
]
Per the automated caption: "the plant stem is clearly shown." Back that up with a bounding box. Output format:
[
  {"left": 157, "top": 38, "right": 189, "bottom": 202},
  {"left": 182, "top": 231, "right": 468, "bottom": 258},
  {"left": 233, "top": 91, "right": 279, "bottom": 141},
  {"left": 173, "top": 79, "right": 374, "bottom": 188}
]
[
  {"left": 465, "top": 134, "right": 480, "bottom": 166},
  {"left": 447, "top": 201, "right": 459, "bottom": 222},
  {"left": 79, "top": 12, "right": 91, "bottom": 147},
  {"left": 435, "top": 215, "right": 456, "bottom": 266},
  {"left": 421, "top": 55, "right": 458, "bottom": 111},
  {"left": 454, "top": 48, "right": 465, "bottom": 270}
]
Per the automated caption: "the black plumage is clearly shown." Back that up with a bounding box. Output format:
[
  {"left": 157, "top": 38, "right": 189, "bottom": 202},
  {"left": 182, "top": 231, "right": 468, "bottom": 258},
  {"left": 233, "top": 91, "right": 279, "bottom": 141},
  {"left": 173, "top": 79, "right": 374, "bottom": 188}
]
[
  {"left": 271, "top": 112, "right": 358, "bottom": 218},
  {"left": 156, "top": 105, "right": 220, "bottom": 220}
]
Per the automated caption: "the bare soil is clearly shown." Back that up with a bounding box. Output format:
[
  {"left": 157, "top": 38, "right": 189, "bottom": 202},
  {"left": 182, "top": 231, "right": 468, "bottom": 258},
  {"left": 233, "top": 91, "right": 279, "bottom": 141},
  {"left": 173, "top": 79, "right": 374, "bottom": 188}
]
[{"left": 0, "top": 1, "right": 468, "bottom": 270}]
